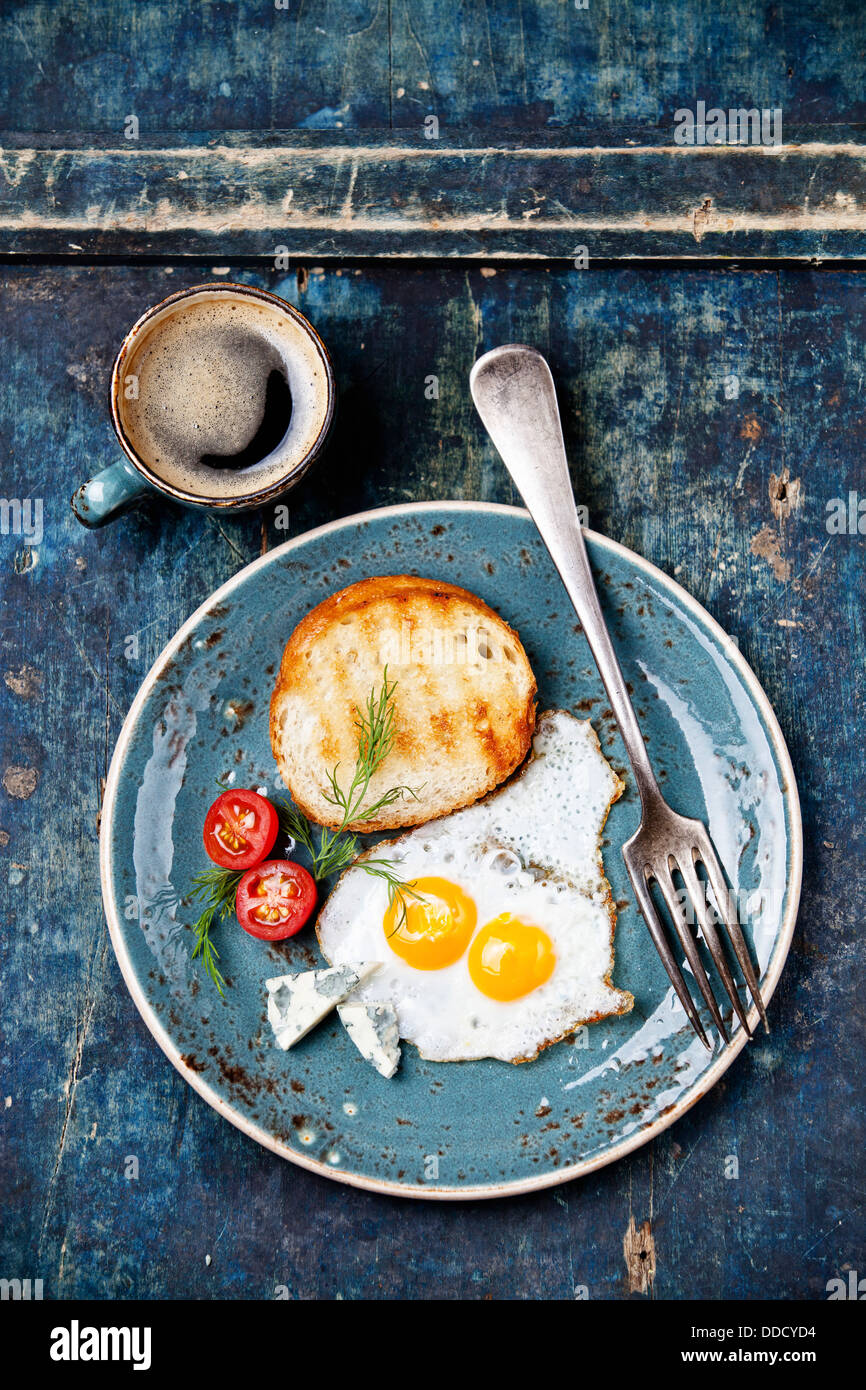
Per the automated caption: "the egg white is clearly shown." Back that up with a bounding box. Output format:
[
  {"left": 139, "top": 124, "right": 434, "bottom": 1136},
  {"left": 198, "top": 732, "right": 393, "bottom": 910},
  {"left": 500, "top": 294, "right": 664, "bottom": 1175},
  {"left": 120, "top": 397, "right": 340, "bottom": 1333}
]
[{"left": 316, "top": 710, "right": 633, "bottom": 1063}]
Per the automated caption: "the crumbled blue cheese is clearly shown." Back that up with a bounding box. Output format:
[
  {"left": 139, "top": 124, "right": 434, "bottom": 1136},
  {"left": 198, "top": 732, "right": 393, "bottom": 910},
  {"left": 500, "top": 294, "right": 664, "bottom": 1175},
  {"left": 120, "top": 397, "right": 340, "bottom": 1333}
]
[
  {"left": 265, "top": 962, "right": 381, "bottom": 1050},
  {"left": 337, "top": 1000, "right": 401, "bottom": 1079}
]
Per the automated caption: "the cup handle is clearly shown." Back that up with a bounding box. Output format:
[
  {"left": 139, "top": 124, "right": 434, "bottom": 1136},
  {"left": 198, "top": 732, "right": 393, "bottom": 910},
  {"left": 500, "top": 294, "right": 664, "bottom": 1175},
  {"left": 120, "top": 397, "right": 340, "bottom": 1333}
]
[{"left": 70, "top": 460, "right": 148, "bottom": 529}]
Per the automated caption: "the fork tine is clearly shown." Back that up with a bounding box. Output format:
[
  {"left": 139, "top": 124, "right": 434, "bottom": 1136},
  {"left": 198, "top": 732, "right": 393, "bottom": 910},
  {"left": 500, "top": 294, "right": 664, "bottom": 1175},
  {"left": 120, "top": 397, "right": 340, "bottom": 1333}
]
[
  {"left": 653, "top": 861, "right": 730, "bottom": 1044},
  {"left": 625, "top": 859, "right": 711, "bottom": 1049},
  {"left": 677, "top": 853, "right": 753, "bottom": 1037},
  {"left": 695, "top": 836, "right": 769, "bottom": 1032}
]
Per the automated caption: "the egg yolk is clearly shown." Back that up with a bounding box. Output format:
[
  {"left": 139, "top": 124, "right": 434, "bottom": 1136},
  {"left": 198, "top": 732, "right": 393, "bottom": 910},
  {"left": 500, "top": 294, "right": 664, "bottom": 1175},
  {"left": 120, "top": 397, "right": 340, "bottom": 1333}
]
[
  {"left": 383, "top": 876, "right": 477, "bottom": 970},
  {"left": 468, "top": 914, "right": 557, "bottom": 1001}
]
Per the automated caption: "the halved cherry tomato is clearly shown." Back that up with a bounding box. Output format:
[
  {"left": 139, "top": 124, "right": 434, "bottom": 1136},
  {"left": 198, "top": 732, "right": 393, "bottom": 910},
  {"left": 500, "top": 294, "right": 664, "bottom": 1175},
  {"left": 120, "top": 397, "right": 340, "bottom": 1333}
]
[
  {"left": 203, "top": 789, "right": 278, "bottom": 871},
  {"left": 236, "top": 859, "right": 317, "bottom": 941}
]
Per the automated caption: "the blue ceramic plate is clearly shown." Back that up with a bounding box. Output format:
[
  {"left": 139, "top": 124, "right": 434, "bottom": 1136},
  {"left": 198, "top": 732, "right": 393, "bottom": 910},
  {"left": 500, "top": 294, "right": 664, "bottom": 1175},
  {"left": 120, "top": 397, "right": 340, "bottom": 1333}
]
[{"left": 101, "top": 502, "right": 802, "bottom": 1199}]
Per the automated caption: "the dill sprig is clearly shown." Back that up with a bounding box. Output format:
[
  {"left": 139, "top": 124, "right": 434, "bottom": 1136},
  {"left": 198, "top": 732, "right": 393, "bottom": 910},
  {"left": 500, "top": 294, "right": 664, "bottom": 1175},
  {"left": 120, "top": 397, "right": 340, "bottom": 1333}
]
[
  {"left": 322, "top": 668, "right": 421, "bottom": 833},
  {"left": 361, "top": 857, "right": 426, "bottom": 935},
  {"left": 187, "top": 865, "right": 244, "bottom": 996},
  {"left": 185, "top": 672, "right": 424, "bottom": 993},
  {"left": 277, "top": 669, "right": 424, "bottom": 921}
]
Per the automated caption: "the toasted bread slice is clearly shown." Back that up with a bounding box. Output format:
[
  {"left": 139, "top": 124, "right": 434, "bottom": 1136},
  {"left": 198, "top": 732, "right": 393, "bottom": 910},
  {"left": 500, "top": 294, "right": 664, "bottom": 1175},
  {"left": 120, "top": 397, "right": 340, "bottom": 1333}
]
[{"left": 270, "top": 575, "right": 537, "bottom": 831}]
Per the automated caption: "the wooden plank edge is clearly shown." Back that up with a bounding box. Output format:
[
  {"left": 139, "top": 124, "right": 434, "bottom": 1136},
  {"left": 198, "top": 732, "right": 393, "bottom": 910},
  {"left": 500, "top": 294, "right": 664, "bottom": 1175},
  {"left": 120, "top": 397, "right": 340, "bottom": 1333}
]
[{"left": 2, "top": 139, "right": 866, "bottom": 259}]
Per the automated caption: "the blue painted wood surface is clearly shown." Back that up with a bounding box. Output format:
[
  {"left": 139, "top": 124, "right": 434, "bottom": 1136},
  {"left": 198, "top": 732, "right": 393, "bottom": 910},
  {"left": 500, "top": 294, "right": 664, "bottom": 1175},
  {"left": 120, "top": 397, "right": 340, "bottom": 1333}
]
[
  {"left": 1, "top": 0, "right": 864, "bottom": 1300},
  {"left": 2, "top": 0, "right": 865, "bottom": 131},
  {"left": 2, "top": 261, "right": 863, "bottom": 1298}
]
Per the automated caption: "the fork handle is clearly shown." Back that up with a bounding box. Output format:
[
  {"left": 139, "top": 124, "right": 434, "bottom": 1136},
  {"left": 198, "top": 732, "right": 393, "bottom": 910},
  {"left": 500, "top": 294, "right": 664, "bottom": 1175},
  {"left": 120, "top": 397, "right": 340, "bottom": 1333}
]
[{"left": 470, "top": 344, "right": 661, "bottom": 810}]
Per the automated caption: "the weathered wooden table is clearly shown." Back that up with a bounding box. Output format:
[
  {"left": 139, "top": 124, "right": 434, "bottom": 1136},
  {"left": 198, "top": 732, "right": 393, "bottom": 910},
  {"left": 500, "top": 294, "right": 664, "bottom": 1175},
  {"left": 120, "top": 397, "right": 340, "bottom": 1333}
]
[{"left": 1, "top": 1, "right": 864, "bottom": 1299}]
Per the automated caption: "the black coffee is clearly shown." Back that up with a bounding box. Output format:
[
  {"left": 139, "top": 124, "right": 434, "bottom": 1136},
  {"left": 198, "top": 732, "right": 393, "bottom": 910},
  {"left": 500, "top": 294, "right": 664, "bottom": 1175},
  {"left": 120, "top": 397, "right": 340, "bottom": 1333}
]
[{"left": 119, "top": 293, "right": 325, "bottom": 500}]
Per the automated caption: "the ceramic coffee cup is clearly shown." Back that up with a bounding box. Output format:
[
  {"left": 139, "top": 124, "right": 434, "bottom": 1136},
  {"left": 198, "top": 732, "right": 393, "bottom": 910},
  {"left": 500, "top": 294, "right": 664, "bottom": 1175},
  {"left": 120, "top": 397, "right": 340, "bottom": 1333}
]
[{"left": 71, "top": 282, "right": 336, "bottom": 528}]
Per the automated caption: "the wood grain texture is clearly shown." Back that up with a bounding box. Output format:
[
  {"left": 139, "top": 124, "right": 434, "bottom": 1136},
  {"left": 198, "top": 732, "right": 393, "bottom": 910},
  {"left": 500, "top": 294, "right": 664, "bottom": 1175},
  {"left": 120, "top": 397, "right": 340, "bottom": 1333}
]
[
  {"left": 2, "top": 0, "right": 864, "bottom": 1305},
  {"left": 2, "top": 0, "right": 865, "bottom": 132},
  {"left": 1, "top": 262, "right": 863, "bottom": 1299},
  {"left": 3, "top": 132, "right": 866, "bottom": 259}
]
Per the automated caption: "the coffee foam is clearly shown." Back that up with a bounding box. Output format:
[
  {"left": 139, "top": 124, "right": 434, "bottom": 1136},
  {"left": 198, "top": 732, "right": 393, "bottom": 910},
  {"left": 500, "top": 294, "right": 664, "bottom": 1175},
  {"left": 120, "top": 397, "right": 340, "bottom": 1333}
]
[{"left": 119, "top": 292, "right": 330, "bottom": 499}]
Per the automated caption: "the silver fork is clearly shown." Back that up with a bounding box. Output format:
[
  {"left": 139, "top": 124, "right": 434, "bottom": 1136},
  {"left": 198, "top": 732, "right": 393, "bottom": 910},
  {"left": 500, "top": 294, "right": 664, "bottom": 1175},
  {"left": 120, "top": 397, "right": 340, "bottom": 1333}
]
[{"left": 470, "top": 344, "right": 767, "bottom": 1048}]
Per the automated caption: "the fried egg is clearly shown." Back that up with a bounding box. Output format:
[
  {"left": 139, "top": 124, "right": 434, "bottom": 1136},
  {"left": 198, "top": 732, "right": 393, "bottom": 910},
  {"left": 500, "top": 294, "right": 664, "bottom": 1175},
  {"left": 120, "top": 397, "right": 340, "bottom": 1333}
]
[{"left": 316, "top": 710, "right": 633, "bottom": 1063}]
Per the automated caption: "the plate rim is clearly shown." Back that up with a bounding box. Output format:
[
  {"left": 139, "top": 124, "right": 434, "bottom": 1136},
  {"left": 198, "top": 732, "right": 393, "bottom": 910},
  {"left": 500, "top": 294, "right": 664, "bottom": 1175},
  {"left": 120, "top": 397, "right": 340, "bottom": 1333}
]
[{"left": 100, "top": 500, "right": 803, "bottom": 1201}]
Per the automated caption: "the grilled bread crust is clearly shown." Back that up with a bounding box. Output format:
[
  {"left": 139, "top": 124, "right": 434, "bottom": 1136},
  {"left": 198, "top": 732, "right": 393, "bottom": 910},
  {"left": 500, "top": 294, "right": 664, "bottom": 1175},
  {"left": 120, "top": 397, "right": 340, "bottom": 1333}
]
[{"left": 269, "top": 575, "right": 537, "bottom": 831}]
